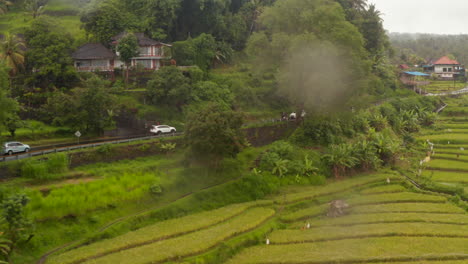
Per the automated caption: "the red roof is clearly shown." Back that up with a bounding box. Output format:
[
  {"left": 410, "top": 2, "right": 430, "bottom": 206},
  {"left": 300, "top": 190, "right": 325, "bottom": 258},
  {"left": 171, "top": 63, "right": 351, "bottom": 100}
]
[
  {"left": 399, "top": 64, "right": 410, "bottom": 69},
  {"left": 434, "top": 56, "right": 459, "bottom": 65}
]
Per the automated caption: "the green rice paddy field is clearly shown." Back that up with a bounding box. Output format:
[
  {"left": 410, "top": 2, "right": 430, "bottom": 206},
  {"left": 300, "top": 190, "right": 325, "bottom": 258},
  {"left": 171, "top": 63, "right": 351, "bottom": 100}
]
[
  {"left": 45, "top": 171, "right": 467, "bottom": 264},
  {"left": 417, "top": 97, "right": 468, "bottom": 201}
]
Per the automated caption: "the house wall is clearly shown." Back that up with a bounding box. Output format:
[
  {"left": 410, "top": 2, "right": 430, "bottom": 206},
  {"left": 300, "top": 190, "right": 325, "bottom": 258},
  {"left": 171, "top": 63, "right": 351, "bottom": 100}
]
[{"left": 434, "top": 65, "right": 461, "bottom": 73}]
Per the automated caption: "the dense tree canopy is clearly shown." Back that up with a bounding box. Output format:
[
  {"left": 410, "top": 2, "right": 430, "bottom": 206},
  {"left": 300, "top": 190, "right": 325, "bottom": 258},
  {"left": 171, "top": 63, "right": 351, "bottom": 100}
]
[
  {"left": 24, "top": 16, "right": 79, "bottom": 89},
  {"left": 185, "top": 103, "right": 245, "bottom": 162},
  {"left": 0, "top": 62, "right": 19, "bottom": 134},
  {"left": 44, "top": 76, "right": 117, "bottom": 135}
]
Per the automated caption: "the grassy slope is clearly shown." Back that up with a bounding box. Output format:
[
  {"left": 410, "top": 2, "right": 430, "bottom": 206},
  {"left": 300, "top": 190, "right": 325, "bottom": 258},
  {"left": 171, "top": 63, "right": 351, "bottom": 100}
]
[{"left": 0, "top": 0, "right": 84, "bottom": 37}]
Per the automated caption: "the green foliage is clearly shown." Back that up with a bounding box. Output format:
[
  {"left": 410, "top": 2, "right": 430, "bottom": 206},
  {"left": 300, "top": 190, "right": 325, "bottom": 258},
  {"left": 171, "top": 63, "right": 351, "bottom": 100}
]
[
  {"left": 81, "top": 0, "right": 139, "bottom": 44},
  {"left": 160, "top": 142, "right": 176, "bottom": 154},
  {"left": 117, "top": 33, "right": 139, "bottom": 66},
  {"left": 146, "top": 66, "right": 191, "bottom": 110},
  {"left": 44, "top": 75, "right": 117, "bottom": 134},
  {"left": 185, "top": 103, "right": 246, "bottom": 161},
  {"left": 1, "top": 193, "right": 31, "bottom": 246},
  {"left": 20, "top": 153, "right": 69, "bottom": 180},
  {"left": 173, "top": 33, "right": 232, "bottom": 70},
  {"left": 0, "top": 62, "right": 18, "bottom": 134},
  {"left": 323, "top": 143, "right": 359, "bottom": 178},
  {"left": 24, "top": 16, "right": 79, "bottom": 89}
]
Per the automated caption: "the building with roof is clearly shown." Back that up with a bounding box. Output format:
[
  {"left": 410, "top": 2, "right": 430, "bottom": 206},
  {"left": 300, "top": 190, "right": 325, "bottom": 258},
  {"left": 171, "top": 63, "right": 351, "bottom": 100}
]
[
  {"left": 72, "top": 32, "right": 172, "bottom": 72},
  {"left": 423, "top": 56, "right": 465, "bottom": 79},
  {"left": 72, "top": 43, "right": 116, "bottom": 72},
  {"left": 110, "top": 32, "right": 172, "bottom": 70}
]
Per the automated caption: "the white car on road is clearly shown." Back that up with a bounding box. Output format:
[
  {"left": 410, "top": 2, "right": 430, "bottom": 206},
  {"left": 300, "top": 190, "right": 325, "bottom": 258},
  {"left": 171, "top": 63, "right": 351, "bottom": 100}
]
[{"left": 150, "top": 125, "right": 176, "bottom": 135}]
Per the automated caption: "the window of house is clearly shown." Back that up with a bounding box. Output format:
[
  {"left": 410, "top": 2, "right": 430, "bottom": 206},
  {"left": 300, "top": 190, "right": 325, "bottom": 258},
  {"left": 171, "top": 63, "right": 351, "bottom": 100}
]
[
  {"left": 139, "top": 46, "right": 151, "bottom": 56},
  {"left": 92, "top": 60, "right": 108, "bottom": 67},
  {"left": 443, "top": 68, "right": 447, "bottom": 72},
  {"left": 136, "top": 59, "right": 152, "bottom": 69},
  {"left": 448, "top": 68, "right": 453, "bottom": 72},
  {"left": 78, "top": 60, "right": 92, "bottom": 67}
]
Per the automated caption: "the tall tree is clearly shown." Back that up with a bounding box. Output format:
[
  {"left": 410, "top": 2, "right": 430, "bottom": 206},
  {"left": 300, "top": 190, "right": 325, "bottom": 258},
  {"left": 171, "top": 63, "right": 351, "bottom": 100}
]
[
  {"left": 0, "top": 33, "right": 25, "bottom": 76},
  {"left": 0, "top": 62, "right": 18, "bottom": 134},
  {"left": 45, "top": 76, "right": 117, "bottom": 135},
  {"left": 24, "top": 16, "right": 79, "bottom": 89},
  {"left": 185, "top": 103, "right": 246, "bottom": 165},
  {"left": 146, "top": 66, "right": 191, "bottom": 110},
  {"left": 116, "top": 33, "right": 139, "bottom": 84}
]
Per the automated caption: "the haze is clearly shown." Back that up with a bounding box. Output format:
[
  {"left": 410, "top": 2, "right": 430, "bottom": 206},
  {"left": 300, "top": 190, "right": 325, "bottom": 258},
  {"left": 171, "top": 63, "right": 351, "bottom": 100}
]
[{"left": 370, "top": 0, "right": 468, "bottom": 34}]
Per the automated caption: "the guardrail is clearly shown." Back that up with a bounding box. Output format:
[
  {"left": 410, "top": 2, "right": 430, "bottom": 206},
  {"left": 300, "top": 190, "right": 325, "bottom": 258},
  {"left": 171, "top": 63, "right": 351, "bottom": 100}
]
[{"left": 1, "top": 132, "right": 183, "bottom": 163}]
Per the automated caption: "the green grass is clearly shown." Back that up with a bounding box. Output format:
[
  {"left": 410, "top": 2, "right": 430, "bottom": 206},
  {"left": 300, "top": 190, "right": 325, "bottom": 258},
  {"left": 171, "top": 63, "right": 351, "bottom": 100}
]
[
  {"left": 296, "top": 212, "right": 468, "bottom": 227},
  {"left": 420, "top": 133, "right": 468, "bottom": 144},
  {"left": 47, "top": 201, "right": 271, "bottom": 264},
  {"left": 351, "top": 202, "right": 465, "bottom": 214},
  {"left": 27, "top": 171, "right": 161, "bottom": 220},
  {"left": 423, "top": 170, "right": 468, "bottom": 183},
  {"left": 346, "top": 192, "right": 447, "bottom": 205},
  {"left": 427, "top": 159, "right": 468, "bottom": 171},
  {"left": 70, "top": 208, "right": 275, "bottom": 264},
  {"left": 269, "top": 222, "right": 468, "bottom": 244},
  {"left": 424, "top": 81, "right": 466, "bottom": 93},
  {"left": 360, "top": 184, "right": 407, "bottom": 194},
  {"left": 226, "top": 237, "right": 468, "bottom": 264},
  {"left": 280, "top": 204, "right": 329, "bottom": 222},
  {"left": 281, "top": 193, "right": 447, "bottom": 223},
  {"left": 273, "top": 173, "right": 400, "bottom": 204}
]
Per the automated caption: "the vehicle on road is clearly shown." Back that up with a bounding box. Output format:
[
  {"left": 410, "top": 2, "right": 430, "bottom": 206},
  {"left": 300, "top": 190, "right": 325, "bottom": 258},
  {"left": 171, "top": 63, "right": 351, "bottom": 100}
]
[
  {"left": 2, "top": 142, "right": 31, "bottom": 155},
  {"left": 150, "top": 125, "right": 176, "bottom": 135}
]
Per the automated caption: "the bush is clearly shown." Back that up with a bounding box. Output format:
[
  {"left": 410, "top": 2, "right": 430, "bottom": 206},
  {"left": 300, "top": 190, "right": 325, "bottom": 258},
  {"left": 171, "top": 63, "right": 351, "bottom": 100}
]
[{"left": 46, "top": 153, "right": 69, "bottom": 174}]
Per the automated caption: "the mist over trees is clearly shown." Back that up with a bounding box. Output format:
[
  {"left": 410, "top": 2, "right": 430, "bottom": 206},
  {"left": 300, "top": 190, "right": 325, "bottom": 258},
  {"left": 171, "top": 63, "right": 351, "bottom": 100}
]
[{"left": 390, "top": 33, "right": 468, "bottom": 65}]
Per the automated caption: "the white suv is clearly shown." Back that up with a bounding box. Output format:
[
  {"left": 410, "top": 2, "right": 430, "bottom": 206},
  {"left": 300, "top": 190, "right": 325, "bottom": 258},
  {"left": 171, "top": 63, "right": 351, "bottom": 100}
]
[{"left": 150, "top": 125, "right": 176, "bottom": 135}]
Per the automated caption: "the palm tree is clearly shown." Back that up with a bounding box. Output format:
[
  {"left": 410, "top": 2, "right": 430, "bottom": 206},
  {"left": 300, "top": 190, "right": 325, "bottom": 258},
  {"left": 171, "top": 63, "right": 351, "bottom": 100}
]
[
  {"left": 0, "top": 0, "right": 12, "bottom": 15},
  {"left": 0, "top": 33, "right": 26, "bottom": 76}
]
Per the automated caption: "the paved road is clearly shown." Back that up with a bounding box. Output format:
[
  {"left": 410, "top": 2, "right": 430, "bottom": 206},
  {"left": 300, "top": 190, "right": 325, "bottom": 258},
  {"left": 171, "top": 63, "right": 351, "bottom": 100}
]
[{"left": 1, "top": 132, "right": 183, "bottom": 163}]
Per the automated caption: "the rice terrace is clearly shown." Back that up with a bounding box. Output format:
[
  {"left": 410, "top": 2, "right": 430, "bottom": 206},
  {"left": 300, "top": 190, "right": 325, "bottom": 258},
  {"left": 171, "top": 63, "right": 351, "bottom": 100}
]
[{"left": 0, "top": 0, "right": 467, "bottom": 263}]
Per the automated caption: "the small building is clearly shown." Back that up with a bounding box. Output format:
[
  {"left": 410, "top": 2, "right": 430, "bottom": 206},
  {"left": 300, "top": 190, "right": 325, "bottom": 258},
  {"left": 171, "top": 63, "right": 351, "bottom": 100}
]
[
  {"left": 400, "top": 71, "right": 430, "bottom": 94},
  {"left": 72, "top": 33, "right": 171, "bottom": 72},
  {"left": 72, "top": 43, "right": 116, "bottom": 72},
  {"left": 423, "top": 56, "right": 465, "bottom": 79}
]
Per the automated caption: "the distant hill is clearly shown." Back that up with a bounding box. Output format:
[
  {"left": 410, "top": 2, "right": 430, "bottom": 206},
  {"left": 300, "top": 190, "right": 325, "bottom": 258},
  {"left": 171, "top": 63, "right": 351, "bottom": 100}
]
[{"left": 390, "top": 32, "right": 468, "bottom": 65}]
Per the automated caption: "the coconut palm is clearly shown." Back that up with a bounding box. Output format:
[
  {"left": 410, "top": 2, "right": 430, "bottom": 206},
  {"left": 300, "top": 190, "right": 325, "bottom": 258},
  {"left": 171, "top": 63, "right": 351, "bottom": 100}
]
[
  {"left": 0, "top": 33, "right": 26, "bottom": 76},
  {"left": 0, "top": 0, "right": 12, "bottom": 15}
]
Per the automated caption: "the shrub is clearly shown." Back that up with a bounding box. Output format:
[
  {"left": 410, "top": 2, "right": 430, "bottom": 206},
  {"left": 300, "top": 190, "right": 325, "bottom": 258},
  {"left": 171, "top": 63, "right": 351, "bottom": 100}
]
[
  {"left": 96, "top": 144, "right": 114, "bottom": 154},
  {"left": 46, "top": 153, "right": 69, "bottom": 174}
]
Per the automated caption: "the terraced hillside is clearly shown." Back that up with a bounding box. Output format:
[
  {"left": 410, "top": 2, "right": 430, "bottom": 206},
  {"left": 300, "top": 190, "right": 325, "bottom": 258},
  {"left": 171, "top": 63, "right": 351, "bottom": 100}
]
[
  {"left": 420, "top": 99, "right": 468, "bottom": 197},
  {"left": 47, "top": 172, "right": 467, "bottom": 264}
]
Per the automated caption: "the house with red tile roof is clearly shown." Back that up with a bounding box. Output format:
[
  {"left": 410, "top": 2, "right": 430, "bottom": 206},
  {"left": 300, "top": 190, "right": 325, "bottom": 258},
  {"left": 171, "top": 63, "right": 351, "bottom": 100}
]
[{"left": 423, "top": 56, "right": 465, "bottom": 79}]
